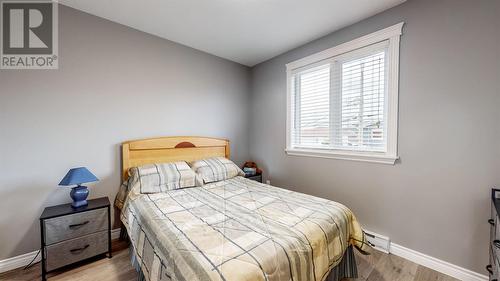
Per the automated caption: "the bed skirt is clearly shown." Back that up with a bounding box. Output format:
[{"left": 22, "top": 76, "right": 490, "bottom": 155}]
[
  {"left": 325, "top": 245, "right": 358, "bottom": 281},
  {"left": 131, "top": 245, "right": 358, "bottom": 281}
]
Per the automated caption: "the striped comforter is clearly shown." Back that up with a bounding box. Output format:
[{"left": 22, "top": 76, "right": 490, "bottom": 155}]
[{"left": 118, "top": 176, "right": 369, "bottom": 281}]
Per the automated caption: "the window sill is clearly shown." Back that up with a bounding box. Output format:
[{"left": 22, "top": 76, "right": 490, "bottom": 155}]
[{"left": 285, "top": 148, "right": 398, "bottom": 165}]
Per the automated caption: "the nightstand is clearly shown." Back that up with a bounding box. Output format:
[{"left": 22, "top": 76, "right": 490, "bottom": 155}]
[
  {"left": 39, "top": 197, "right": 111, "bottom": 281},
  {"left": 245, "top": 174, "right": 262, "bottom": 183},
  {"left": 488, "top": 189, "right": 500, "bottom": 280}
]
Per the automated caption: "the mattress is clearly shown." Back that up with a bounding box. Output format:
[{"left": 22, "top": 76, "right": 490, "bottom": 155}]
[{"left": 118, "top": 176, "right": 369, "bottom": 281}]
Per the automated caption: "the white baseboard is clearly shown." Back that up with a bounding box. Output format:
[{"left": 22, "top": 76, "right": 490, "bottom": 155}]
[
  {"left": 390, "top": 242, "right": 488, "bottom": 281},
  {"left": 0, "top": 228, "right": 122, "bottom": 274},
  {"left": 0, "top": 250, "right": 42, "bottom": 274},
  {"left": 111, "top": 228, "right": 121, "bottom": 240}
]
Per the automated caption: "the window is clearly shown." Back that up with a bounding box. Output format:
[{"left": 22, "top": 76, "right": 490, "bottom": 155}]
[{"left": 286, "top": 23, "right": 403, "bottom": 164}]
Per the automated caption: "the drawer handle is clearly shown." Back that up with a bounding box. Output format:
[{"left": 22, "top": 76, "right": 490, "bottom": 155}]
[
  {"left": 68, "top": 221, "right": 89, "bottom": 229},
  {"left": 70, "top": 244, "right": 89, "bottom": 254},
  {"left": 489, "top": 219, "right": 495, "bottom": 226},
  {"left": 487, "top": 264, "right": 493, "bottom": 274}
]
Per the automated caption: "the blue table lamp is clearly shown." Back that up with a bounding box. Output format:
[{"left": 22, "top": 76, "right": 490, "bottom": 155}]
[{"left": 59, "top": 167, "right": 99, "bottom": 208}]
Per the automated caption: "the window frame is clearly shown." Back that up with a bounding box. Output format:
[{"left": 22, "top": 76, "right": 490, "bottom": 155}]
[{"left": 285, "top": 22, "right": 404, "bottom": 165}]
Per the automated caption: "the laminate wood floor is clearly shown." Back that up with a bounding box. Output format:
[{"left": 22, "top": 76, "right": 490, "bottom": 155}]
[{"left": 0, "top": 242, "right": 459, "bottom": 281}]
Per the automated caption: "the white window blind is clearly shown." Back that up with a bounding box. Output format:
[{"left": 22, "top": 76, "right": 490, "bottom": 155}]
[
  {"left": 338, "top": 50, "right": 386, "bottom": 151},
  {"left": 291, "top": 65, "right": 331, "bottom": 148},
  {"left": 291, "top": 43, "right": 388, "bottom": 152},
  {"left": 286, "top": 22, "right": 403, "bottom": 164}
]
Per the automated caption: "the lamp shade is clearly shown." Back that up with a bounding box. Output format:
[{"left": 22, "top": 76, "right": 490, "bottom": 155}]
[{"left": 59, "top": 167, "right": 99, "bottom": 186}]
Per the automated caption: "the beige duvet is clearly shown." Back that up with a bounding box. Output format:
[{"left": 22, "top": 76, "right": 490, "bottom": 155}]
[{"left": 117, "top": 176, "right": 369, "bottom": 281}]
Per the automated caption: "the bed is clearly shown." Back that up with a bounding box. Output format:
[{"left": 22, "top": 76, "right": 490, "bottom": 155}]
[{"left": 115, "top": 136, "right": 369, "bottom": 281}]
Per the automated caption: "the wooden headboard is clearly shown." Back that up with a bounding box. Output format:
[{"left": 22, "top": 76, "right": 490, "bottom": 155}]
[{"left": 121, "top": 136, "right": 230, "bottom": 180}]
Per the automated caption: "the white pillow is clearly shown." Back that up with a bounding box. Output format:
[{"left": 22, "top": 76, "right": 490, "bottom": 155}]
[
  {"left": 191, "top": 157, "right": 244, "bottom": 184},
  {"left": 130, "top": 161, "right": 197, "bottom": 193}
]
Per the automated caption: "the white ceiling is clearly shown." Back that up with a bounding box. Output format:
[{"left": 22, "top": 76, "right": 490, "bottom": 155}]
[{"left": 60, "top": 0, "right": 405, "bottom": 66}]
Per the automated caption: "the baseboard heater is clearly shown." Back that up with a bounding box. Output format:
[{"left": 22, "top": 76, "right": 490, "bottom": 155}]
[{"left": 364, "top": 230, "right": 390, "bottom": 253}]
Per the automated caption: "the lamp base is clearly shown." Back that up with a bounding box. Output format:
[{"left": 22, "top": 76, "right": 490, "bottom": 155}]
[{"left": 70, "top": 185, "right": 89, "bottom": 208}]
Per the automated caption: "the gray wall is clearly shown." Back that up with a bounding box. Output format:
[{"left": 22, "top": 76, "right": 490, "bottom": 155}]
[
  {"left": 0, "top": 6, "right": 250, "bottom": 260},
  {"left": 249, "top": 0, "right": 500, "bottom": 274}
]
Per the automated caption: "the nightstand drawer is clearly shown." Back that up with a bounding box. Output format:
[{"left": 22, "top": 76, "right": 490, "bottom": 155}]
[
  {"left": 44, "top": 208, "right": 107, "bottom": 245},
  {"left": 45, "top": 231, "right": 108, "bottom": 271}
]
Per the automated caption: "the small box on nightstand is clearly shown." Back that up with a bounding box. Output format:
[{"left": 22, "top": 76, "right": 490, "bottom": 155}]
[{"left": 245, "top": 173, "right": 262, "bottom": 183}]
